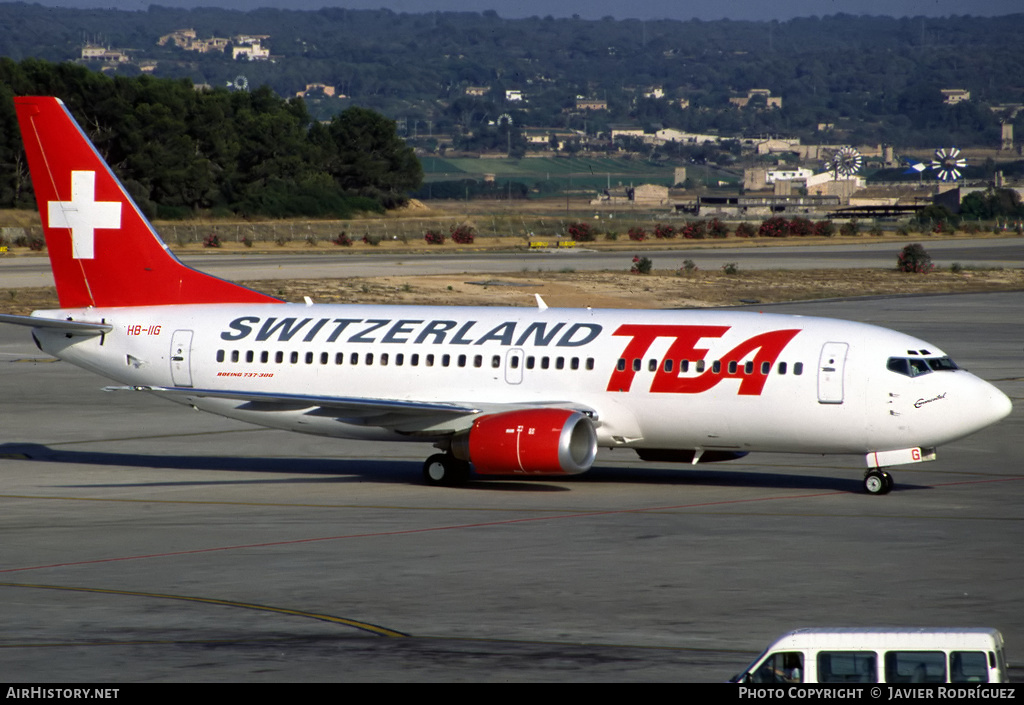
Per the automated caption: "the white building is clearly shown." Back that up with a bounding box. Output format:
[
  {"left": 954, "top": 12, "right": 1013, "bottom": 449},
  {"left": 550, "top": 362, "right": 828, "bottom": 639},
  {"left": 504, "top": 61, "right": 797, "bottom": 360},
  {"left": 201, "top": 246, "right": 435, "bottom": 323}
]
[{"left": 765, "top": 167, "right": 814, "bottom": 184}]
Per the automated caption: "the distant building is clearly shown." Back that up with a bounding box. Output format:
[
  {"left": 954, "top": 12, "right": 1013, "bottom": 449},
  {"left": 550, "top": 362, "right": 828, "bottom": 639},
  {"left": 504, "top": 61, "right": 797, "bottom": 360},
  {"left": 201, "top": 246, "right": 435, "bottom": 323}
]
[
  {"left": 505, "top": 90, "right": 523, "bottom": 102},
  {"left": 730, "top": 88, "right": 782, "bottom": 109},
  {"left": 81, "top": 45, "right": 129, "bottom": 64},
  {"left": 233, "top": 40, "right": 270, "bottom": 61},
  {"left": 632, "top": 184, "right": 670, "bottom": 205},
  {"left": 755, "top": 138, "right": 801, "bottom": 155},
  {"left": 805, "top": 173, "right": 865, "bottom": 204},
  {"left": 464, "top": 86, "right": 489, "bottom": 96},
  {"left": 654, "top": 129, "right": 720, "bottom": 145},
  {"left": 941, "top": 89, "right": 970, "bottom": 105},
  {"left": 693, "top": 194, "right": 840, "bottom": 217},
  {"left": 592, "top": 183, "right": 670, "bottom": 206},
  {"left": 765, "top": 167, "right": 813, "bottom": 184},
  {"left": 158, "top": 29, "right": 229, "bottom": 54},
  {"left": 522, "top": 128, "right": 579, "bottom": 150},
  {"left": 575, "top": 98, "right": 608, "bottom": 111},
  {"left": 296, "top": 83, "right": 338, "bottom": 98},
  {"left": 610, "top": 128, "right": 644, "bottom": 140}
]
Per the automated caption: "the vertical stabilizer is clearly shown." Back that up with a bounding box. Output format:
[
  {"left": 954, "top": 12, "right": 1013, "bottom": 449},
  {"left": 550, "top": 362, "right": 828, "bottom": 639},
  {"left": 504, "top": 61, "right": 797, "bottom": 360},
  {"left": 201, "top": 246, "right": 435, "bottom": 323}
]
[{"left": 14, "top": 96, "right": 281, "bottom": 309}]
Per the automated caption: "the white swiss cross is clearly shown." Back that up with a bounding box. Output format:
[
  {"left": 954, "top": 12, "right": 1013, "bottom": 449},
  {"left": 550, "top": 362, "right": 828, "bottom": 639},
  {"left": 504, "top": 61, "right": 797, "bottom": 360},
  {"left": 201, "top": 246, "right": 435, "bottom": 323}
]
[{"left": 47, "top": 171, "right": 122, "bottom": 260}]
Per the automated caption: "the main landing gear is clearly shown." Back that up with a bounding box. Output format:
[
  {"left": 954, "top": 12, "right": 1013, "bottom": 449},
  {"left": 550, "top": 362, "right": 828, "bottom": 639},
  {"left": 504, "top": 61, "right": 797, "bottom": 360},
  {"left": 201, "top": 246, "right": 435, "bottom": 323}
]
[
  {"left": 863, "top": 469, "right": 894, "bottom": 495},
  {"left": 422, "top": 453, "right": 471, "bottom": 487}
]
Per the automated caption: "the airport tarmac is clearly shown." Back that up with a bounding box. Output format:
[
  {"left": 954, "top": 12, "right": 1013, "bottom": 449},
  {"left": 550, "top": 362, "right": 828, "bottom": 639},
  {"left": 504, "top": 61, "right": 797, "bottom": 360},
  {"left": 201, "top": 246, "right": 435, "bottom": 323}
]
[{"left": 0, "top": 292, "right": 1022, "bottom": 683}]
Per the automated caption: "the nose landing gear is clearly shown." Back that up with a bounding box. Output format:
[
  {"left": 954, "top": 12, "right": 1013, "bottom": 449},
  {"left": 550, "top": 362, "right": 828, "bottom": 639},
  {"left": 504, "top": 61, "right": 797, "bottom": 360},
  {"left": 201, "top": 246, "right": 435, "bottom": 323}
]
[{"left": 864, "top": 469, "right": 894, "bottom": 495}]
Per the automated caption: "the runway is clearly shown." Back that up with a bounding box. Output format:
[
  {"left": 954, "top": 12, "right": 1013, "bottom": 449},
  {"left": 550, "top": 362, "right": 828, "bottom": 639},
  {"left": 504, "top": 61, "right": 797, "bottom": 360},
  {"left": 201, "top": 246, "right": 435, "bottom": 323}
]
[{"left": 0, "top": 292, "right": 1022, "bottom": 682}]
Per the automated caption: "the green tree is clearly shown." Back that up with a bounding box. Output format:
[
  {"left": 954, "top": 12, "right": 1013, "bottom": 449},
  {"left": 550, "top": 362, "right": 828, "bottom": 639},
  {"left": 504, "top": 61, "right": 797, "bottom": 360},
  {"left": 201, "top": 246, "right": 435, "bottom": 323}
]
[{"left": 316, "top": 106, "right": 422, "bottom": 208}]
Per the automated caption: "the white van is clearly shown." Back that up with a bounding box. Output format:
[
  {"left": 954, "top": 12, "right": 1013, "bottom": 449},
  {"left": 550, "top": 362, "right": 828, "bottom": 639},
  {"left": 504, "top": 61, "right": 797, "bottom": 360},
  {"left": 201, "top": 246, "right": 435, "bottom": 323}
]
[{"left": 731, "top": 628, "right": 1008, "bottom": 684}]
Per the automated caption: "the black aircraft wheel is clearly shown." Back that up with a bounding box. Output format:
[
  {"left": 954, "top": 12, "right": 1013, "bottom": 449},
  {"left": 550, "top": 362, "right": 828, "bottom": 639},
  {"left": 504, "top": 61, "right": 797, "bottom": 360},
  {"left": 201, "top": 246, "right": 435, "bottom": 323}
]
[
  {"left": 422, "top": 454, "right": 471, "bottom": 487},
  {"left": 864, "top": 470, "right": 892, "bottom": 495}
]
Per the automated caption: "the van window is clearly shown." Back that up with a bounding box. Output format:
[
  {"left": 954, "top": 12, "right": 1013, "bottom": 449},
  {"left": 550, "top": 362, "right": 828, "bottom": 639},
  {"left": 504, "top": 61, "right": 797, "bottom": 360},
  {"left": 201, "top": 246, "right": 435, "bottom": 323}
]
[
  {"left": 950, "top": 652, "right": 989, "bottom": 683},
  {"left": 885, "top": 651, "right": 946, "bottom": 683},
  {"left": 817, "top": 652, "right": 877, "bottom": 683},
  {"left": 751, "top": 652, "right": 803, "bottom": 683}
]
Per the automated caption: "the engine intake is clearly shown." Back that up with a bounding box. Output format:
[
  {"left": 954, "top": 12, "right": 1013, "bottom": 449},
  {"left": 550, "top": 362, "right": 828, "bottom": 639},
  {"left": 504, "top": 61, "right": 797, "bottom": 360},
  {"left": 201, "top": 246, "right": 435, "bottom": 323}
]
[{"left": 452, "top": 408, "right": 597, "bottom": 475}]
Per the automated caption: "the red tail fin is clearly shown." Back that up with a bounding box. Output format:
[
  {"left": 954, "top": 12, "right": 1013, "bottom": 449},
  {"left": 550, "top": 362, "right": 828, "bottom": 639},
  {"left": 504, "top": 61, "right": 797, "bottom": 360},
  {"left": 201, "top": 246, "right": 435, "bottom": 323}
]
[{"left": 14, "top": 96, "right": 280, "bottom": 309}]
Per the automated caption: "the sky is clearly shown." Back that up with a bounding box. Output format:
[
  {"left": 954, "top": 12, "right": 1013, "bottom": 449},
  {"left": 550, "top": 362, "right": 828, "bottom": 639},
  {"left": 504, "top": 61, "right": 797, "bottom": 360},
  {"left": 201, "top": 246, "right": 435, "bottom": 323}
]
[{"left": 8, "top": 0, "right": 1023, "bottom": 21}]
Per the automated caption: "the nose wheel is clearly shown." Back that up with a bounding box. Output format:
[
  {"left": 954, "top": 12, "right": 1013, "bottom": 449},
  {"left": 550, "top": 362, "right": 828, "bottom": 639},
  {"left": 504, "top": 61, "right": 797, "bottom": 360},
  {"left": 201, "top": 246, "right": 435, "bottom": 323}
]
[
  {"left": 422, "top": 453, "right": 471, "bottom": 487},
  {"left": 864, "top": 469, "right": 894, "bottom": 495}
]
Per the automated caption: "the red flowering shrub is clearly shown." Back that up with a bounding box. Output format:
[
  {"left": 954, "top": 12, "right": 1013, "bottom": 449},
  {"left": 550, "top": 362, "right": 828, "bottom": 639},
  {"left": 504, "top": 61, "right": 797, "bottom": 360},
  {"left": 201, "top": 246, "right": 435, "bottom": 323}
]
[
  {"left": 734, "top": 222, "right": 757, "bottom": 238},
  {"left": 654, "top": 223, "right": 677, "bottom": 239},
  {"left": 627, "top": 226, "right": 648, "bottom": 241},
  {"left": 707, "top": 218, "right": 729, "bottom": 238},
  {"left": 759, "top": 216, "right": 790, "bottom": 238},
  {"left": 813, "top": 220, "right": 836, "bottom": 237},
  {"left": 450, "top": 224, "right": 476, "bottom": 244},
  {"left": 424, "top": 230, "right": 446, "bottom": 245},
  {"left": 839, "top": 219, "right": 860, "bottom": 237},
  {"left": 788, "top": 217, "right": 814, "bottom": 237},
  {"left": 630, "top": 255, "right": 652, "bottom": 274},
  {"left": 681, "top": 221, "right": 706, "bottom": 239},
  {"left": 897, "top": 243, "right": 934, "bottom": 273},
  {"left": 566, "top": 221, "right": 595, "bottom": 242}
]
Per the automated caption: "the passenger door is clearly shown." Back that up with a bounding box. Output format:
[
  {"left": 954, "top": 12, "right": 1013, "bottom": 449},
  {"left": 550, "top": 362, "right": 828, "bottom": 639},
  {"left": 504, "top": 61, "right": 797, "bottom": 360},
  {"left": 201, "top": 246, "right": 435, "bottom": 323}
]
[
  {"left": 170, "top": 329, "right": 194, "bottom": 388},
  {"left": 818, "top": 342, "right": 848, "bottom": 404}
]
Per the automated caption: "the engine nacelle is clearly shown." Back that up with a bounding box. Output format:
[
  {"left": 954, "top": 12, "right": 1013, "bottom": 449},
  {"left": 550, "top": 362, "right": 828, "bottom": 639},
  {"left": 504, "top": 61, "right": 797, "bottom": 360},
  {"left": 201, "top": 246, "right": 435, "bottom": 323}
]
[{"left": 451, "top": 408, "right": 598, "bottom": 475}]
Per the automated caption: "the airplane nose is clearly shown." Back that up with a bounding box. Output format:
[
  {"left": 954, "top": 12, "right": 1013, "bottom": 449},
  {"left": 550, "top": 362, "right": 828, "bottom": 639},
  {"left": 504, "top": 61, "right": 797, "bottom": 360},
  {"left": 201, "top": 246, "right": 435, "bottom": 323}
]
[{"left": 986, "top": 386, "right": 1013, "bottom": 425}]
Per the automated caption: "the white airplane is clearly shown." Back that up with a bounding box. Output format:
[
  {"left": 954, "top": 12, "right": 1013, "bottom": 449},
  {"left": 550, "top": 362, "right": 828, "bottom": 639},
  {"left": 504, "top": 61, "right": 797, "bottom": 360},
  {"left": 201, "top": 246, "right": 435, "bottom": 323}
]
[{"left": 1, "top": 96, "right": 1013, "bottom": 493}]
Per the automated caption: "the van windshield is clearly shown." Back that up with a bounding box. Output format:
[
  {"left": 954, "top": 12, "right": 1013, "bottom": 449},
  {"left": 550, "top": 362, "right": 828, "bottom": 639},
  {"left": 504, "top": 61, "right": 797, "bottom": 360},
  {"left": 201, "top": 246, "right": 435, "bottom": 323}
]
[{"left": 747, "top": 651, "right": 804, "bottom": 683}]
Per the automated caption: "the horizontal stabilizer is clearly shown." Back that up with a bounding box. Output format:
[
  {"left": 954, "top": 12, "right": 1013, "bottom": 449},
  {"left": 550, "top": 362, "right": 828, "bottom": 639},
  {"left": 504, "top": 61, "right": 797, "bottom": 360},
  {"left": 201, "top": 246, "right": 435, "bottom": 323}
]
[{"left": 0, "top": 313, "right": 112, "bottom": 336}]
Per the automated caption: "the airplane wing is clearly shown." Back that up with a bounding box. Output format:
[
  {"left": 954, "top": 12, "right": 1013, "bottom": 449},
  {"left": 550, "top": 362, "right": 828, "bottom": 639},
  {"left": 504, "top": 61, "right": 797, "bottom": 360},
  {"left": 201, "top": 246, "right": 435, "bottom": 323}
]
[
  {"left": 0, "top": 313, "right": 113, "bottom": 336},
  {"left": 105, "top": 385, "right": 596, "bottom": 436}
]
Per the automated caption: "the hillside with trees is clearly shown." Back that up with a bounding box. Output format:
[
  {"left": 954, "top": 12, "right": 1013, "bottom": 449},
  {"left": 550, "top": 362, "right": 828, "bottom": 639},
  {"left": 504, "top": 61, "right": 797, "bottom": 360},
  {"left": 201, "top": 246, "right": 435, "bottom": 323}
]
[
  {"left": 4, "top": 5, "right": 1024, "bottom": 213},
  {"left": 1, "top": 3, "right": 1023, "bottom": 151},
  {"left": 0, "top": 58, "right": 421, "bottom": 216}
]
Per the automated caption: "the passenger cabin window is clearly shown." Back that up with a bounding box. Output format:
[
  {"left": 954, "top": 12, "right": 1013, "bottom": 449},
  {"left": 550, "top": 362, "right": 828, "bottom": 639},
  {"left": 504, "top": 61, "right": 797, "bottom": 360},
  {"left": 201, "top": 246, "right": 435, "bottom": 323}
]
[
  {"left": 884, "top": 651, "right": 946, "bottom": 683},
  {"left": 817, "top": 652, "right": 877, "bottom": 683},
  {"left": 950, "top": 651, "right": 989, "bottom": 683}
]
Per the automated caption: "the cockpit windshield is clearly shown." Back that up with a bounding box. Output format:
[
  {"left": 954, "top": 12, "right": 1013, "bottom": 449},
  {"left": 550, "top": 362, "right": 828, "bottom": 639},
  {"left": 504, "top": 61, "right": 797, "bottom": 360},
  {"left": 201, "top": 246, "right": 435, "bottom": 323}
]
[{"left": 886, "top": 356, "right": 959, "bottom": 378}]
